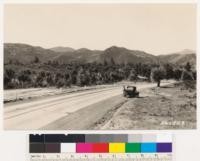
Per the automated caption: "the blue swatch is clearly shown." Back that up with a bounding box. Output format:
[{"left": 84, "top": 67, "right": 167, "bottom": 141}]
[{"left": 141, "top": 143, "right": 157, "bottom": 153}]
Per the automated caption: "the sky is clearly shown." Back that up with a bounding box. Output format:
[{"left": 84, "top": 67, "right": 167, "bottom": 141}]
[{"left": 4, "top": 4, "right": 196, "bottom": 55}]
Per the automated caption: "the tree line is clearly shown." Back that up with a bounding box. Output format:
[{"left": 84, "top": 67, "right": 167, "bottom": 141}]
[{"left": 4, "top": 60, "right": 196, "bottom": 89}]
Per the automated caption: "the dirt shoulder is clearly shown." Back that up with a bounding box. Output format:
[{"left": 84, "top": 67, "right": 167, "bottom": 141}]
[
  {"left": 99, "top": 82, "right": 196, "bottom": 130},
  {"left": 4, "top": 84, "right": 116, "bottom": 104}
]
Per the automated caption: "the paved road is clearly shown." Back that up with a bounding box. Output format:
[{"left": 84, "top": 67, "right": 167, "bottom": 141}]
[{"left": 4, "top": 82, "right": 172, "bottom": 130}]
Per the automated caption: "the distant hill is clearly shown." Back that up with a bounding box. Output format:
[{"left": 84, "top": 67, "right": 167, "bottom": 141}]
[
  {"left": 4, "top": 43, "right": 196, "bottom": 67},
  {"left": 98, "top": 46, "right": 157, "bottom": 65},
  {"left": 158, "top": 49, "right": 196, "bottom": 67},
  {"left": 4, "top": 43, "right": 73, "bottom": 64},
  {"left": 50, "top": 46, "right": 75, "bottom": 53}
]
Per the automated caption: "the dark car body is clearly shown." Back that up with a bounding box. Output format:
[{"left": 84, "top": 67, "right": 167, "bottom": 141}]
[{"left": 123, "top": 86, "right": 139, "bottom": 98}]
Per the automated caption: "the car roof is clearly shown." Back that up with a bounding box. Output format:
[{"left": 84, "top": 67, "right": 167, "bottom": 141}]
[{"left": 127, "top": 86, "right": 136, "bottom": 87}]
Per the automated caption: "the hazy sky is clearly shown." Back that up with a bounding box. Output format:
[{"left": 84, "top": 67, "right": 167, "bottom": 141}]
[{"left": 4, "top": 4, "right": 196, "bottom": 55}]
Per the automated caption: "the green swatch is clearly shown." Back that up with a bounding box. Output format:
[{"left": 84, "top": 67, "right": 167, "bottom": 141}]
[{"left": 126, "top": 143, "right": 141, "bottom": 153}]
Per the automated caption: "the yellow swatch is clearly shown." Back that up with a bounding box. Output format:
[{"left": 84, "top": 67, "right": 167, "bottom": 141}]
[{"left": 109, "top": 143, "right": 125, "bottom": 153}]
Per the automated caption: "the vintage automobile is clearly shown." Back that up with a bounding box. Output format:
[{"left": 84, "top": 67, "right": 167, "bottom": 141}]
[{"left": 123, "top": 86, "right": 139, "bottom": 98}]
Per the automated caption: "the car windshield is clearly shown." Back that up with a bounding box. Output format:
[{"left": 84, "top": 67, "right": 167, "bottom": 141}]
[
  {"left": 127, "top": 87, "right": 132, "bottom": 89},
  {"left": 126, "top": 86, "right": 136, "bottom": 90}
]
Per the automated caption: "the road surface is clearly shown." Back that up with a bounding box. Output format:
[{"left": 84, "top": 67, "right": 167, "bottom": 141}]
[{"left": 4, "top": 82, "right": 172, "bottom": 130}]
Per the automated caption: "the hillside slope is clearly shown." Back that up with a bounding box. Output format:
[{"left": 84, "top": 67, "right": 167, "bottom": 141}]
[
  {"left": 4, "top": 43, "right": 196, "bottom": 66},
  {"left": 158, "top": 49, "right": 196, "bottom": 67}
]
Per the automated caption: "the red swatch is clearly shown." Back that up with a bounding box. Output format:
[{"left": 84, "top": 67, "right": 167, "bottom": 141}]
[{"left": 92, "top": 143, "right": 109, "bottom": 153}]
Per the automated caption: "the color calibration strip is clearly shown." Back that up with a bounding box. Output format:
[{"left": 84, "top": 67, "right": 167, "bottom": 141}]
[{"left": 29, "top": 134, "right": 172, "bottom": 153}]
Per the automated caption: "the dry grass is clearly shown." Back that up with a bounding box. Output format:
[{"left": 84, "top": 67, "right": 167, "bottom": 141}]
[{"left": 101, "top": 82, "right": 196, "bottom": 130}]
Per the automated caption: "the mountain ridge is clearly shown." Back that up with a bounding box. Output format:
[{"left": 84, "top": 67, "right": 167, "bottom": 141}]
[
  {"left": 4, "top": 43, "right": 196, "bottom": 66},
  {"left": 50, "top": 46, "right": 75, "bottom": 53}
]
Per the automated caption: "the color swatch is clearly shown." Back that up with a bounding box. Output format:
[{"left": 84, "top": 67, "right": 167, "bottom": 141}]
[
  {"left": 29, "top": 134, "right": 172, "bottom": 153},
  {"left": 126, "top": 143, "right": 141, "bottom": 153},
  {"left": 109, "top": 143, "right": 125, "bottom": 153}
]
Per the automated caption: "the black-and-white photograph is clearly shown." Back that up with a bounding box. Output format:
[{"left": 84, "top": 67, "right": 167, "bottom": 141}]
[{"left": 3, "top": 4, "right": 196, "bottom": 130}]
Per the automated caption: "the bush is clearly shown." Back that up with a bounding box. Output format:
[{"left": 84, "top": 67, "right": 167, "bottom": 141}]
[
  {"left": 181, "top": 70, "right": 194, "bottom": 81},
  {"left": 173, "top": 68, "right": 182, "bottom": 80},
  {"left": 129, "top": 69, "right": 137, "bottom": 82}
]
